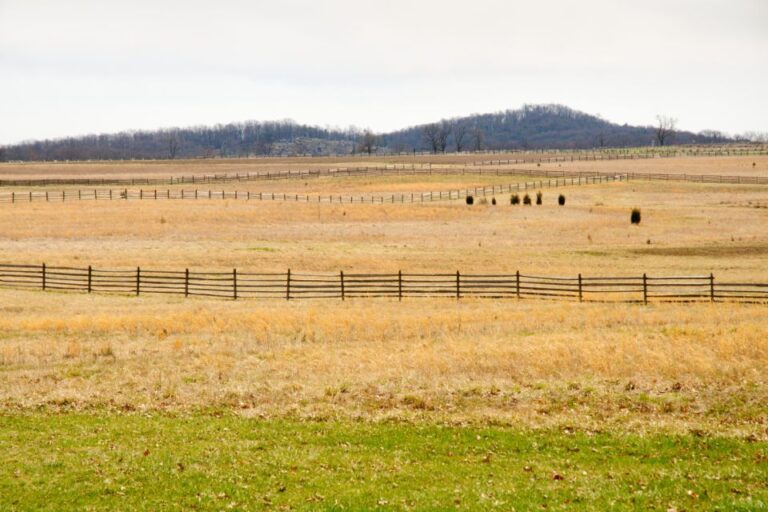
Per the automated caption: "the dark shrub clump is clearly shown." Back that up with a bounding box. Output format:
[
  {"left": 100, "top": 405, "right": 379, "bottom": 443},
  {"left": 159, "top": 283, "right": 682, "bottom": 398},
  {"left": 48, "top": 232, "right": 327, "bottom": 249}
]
[
  {"left": 523, "top": 194, "right": 532, "bottom": 205},
  {"left": 558, "top": 194, "right": 565, "bottom": 206},
  {"left": 491, "top": 197, "right": 497, "bottom": 205},
  {"left": 466, "top": 195, "right": 474, "bottom": 205},
  {"left": 511, "top": 194, "right": 520, "bottom": 205},
  {"left": 631, "top": 208, "right": 641, "bottom": 224},
  {"left": 536, "top": 191, "right": 542, "bottom": 205}
]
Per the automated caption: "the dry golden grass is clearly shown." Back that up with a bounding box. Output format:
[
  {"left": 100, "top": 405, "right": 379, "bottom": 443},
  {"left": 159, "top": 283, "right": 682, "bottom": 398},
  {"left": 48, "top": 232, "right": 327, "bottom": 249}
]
[
  {"left": 2, "top": 155, "right": 767, "bottom": 437},
  {"left": 3, "top": 151, "right": 765, "bottom": 180},
  {"left": 1, "top": 290, "right": 767, "bottom": 437},
  {"left": 2, "top": 173, "right": 533, "bottom": 196},
  {"left": 515, "top": 155, "right": 768, "bottom": 177},
  {"left": 0, "top": 154, "right": 509, "bottom": 180},
  {"left": 1, "top": 179, "right": 766, "bottom": 279}
]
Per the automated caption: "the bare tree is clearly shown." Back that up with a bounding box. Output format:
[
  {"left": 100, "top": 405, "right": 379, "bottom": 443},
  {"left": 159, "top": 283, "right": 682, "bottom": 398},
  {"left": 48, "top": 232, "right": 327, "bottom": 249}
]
[
  {"left": 740, "top": 131, "right": 768, "bottom": 143},
  {"left": 167, "top": 131, "right": 180, "bottom": 159},
  {"left": 256, "top": 140, "right": 273, "bottom": 156},
  {"left": 357, "top": 130, "right": 377, "bottom": 155},
  {"left": 436, "top": 121, "right": 452, "bottom": 153},
  {"left": 655, "top": 115, "right": 677, "bottom": 146},
  {"left": 471, "top": 127, "right": 483, "bottom": 151},
  {"left": 453, "top": 123, "right": 468, "bottom": 152},
  {"left": 422, "top": 123, "right": 440, "bottom": 153}
]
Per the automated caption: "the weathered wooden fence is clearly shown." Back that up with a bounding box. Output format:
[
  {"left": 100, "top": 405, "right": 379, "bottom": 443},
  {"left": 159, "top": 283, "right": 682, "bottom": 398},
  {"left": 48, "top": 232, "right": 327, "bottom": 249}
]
[
  {"left": 2, "top": 166, "right": 765, "bottom": 197},
  {"left": 0, "top": 175, "right": 621, "bottom": 204},
  {"left": 0, "top": 164, "right": 433, "bottom": 188},
  {"left": 1, "top": 264, "right": 766, "bottom": 303},
  {"left": 3, "top": 146, "right": 767, "bottom": 188}
]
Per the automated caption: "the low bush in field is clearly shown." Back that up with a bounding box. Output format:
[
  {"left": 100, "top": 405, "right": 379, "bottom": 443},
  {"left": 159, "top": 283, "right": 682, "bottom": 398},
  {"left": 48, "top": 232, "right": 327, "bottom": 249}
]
[
  {"left": 511, "top": 194, "right": 520, "bottom": 205},
  {"left": 523, "top": 194, "right": 532, "bottom": 205}
]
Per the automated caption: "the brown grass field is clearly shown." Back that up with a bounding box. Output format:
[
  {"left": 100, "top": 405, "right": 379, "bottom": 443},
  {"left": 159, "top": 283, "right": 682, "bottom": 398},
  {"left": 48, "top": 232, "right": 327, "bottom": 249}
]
[
  {"left": 2, "top": 150, "right": 766, "bottom": 180},
  {"left": 1, "top": 153, "right": 768, "bottom": 438},
  {"left": 1, "top": 292, "right": 766, "bottom": 437},
  {"left": 516, "top": 155, "right": 768, "bottom": 177}
]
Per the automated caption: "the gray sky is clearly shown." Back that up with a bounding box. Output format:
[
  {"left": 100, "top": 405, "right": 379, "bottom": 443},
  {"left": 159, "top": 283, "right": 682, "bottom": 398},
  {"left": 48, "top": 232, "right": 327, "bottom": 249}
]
[{"left": 1, "top": 0, "right": 766, "bottom": 144}]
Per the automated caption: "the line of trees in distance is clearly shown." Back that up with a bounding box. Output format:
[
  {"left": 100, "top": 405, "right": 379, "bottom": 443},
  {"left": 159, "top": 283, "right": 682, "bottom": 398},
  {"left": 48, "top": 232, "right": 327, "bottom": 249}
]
[{"left": 2, "top": 104, "right": 765, "bottom": 161}]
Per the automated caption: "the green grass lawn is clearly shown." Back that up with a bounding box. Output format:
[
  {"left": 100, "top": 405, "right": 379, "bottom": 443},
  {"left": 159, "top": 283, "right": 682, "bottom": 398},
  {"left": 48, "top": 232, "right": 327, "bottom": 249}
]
[{"left": 1, "top": 414, "right": 766, "bottom": 511}]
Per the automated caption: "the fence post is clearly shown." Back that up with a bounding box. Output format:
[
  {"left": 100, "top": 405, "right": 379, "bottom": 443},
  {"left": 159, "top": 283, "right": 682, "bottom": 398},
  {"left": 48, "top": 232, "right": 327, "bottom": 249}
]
[
  {"left": 398, "top": 270, "right": 403, "bottom": 301},
  {"left": 340, "top": 270, "right": 345, "bottom": 301},
  {"left": 578, "top": 273, "right": 583, "bottom": 302},
  {"left": 87, "top": 265, "right": 92, "bottom": 293},
  {"left": 136, "top": 267, "right": 141, "bottom": 296},
  {"left": 42, "top": 263, "right": 46, "bottom": 291},
  {"left": 642, "top": 273, "right": 648, "bottom": 305},
  {"left": 709, "top": 273, "right": 715, "bottom": 303},
  {"left": 185, "top": 268, "right": 189, "bottom": 297},
  {"left": 286, "top": 269, "right": 291, "bottom": 300},
  {"left": 456, "top": 271, "right": 461, "bottom": 299},
  {"left": 516, "top": 270, "right": 520, "bottom": 299},
  {"left": 233, "top": 268, "right": 238, "bottom": 300}
]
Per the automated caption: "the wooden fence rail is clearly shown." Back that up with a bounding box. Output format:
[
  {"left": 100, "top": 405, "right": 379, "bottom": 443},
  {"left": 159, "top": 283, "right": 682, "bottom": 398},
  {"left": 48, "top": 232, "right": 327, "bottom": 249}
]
[
  {"left": 0, "top": 175, "right": 622, "bottom": 205},
  {"left": 0, "top": 164, "right": 768, "bottom": 196},
  {"left": 0, "top": 164, "right": 434, "bottom": 188},
  {"left": 469, "top": 148, "right": 768, "bottom": 167},
  {"left": 3, "top": 147, "right": 767, "bottom": 189},
  {"left": 2, "top": 263, "right": 767, "bottom": 303}
]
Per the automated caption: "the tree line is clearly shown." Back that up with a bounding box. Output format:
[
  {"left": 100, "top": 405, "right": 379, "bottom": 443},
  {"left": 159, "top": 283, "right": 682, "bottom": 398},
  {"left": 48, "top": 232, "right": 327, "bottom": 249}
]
[
  {"left": 2, "top": 104, "right": 763, "bottom": 162},
  {"left": 1, "top": 120, "right": 360, "bottom": 161},
  {"left": 380, "top": 105, "right": 746, "bottom": 153}
]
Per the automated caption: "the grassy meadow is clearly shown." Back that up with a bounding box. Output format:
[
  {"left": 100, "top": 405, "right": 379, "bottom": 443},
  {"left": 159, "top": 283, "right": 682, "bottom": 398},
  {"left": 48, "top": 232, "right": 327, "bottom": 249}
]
[{"left": 1, "top": 153, "right": 767, "bottom": 510}]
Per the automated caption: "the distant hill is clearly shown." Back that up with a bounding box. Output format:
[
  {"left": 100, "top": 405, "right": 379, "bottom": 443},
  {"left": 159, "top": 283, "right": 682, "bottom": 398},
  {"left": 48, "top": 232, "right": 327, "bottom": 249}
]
[
  {"left": 379, "top": 104, "right": 731, "bottom": 152},
  {"left": 0, "top": 121, "right": 359, "bottom": 161},
  {"left": 0, "top": 104, "right": 736, "bottom": 161}
]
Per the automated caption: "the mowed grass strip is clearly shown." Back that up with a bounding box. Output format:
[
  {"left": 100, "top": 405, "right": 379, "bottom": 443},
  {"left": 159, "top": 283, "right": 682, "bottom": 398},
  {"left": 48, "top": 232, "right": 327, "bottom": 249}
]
[{"left": 1, "top": 414, "right": 766, "bottom": 511}]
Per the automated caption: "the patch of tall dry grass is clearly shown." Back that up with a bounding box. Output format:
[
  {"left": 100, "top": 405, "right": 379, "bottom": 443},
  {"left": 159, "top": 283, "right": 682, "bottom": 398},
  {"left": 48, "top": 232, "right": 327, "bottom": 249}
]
[{"left": 1, "top": 291, "right": 765, "bottom": 436}]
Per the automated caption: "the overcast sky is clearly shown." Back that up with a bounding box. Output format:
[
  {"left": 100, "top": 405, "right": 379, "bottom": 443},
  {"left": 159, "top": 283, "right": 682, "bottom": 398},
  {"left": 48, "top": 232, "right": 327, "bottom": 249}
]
[{"left": 1, "top": 0, "right": 766, "bottom": 144}]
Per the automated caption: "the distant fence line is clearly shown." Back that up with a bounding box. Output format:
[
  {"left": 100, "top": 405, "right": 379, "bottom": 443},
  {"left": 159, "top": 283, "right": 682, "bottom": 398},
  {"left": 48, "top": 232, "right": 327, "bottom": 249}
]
[
  {"left": 3, "top": 146, "right": 767, "bottom": 188},
  {"left": 4, "top": 165, "right": 767, "bottom": 205},
  {"left": 6, "top": 144, "right": 767, "bottom": 165},
  {"left": 0, "top": 175, "right": 622, "bottom": 205},
  {"left": 0, "top": 164, "right": 433, "bottom": 188},
  {"left": 469, "top": 148, "right": 768, "bottom": 167},
  {"left": 1, "top": 263, "right": 766, "bottom": 304},
  {"left": 287, "top": 145, "right": 768, "bottom": 159},
  {"left": 509, "top": 168, "right": 768, "bottom": 185}
]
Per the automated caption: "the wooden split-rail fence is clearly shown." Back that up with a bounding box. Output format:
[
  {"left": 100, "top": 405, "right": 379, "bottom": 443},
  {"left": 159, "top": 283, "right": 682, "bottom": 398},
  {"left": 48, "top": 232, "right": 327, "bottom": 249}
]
[
  {"left": 3, "top": 163, "right": 767, "bottom": 193},
  {"left": 1, "top": 263, "right": 767, "bottom": 303},
  {"left": 0, "top": 175, "right": 622, "bottom": 205},
  {"left": 0, "top": 164, "right": 434, "bottom": 188},
  {"left": 469, "top": 147, "right": 768, "bottom": 166}
]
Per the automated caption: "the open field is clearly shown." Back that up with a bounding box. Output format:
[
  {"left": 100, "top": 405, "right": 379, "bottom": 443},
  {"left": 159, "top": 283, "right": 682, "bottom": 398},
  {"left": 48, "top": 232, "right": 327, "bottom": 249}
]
[
  {"left": 2, "top": 149, "right": 767, "bottom": 180},
  {"left": 0, "top": 173, "right": 537, "bottom": 196},
  {"left": 2, "top": 153, "right": 767, "bottom": 509},
  {"left": 2, "top": 291, "right": 767, "bottom": 433},
  {"left": 1, "top": 180, "right": 766, "bottom": 278},
  {"left": 513, "top": 155, "right": 768, "bottom": 178}
]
